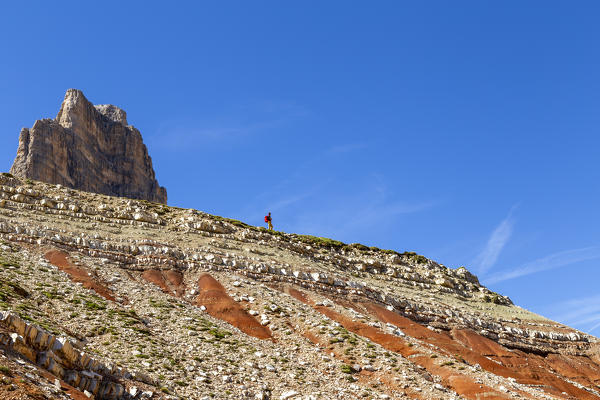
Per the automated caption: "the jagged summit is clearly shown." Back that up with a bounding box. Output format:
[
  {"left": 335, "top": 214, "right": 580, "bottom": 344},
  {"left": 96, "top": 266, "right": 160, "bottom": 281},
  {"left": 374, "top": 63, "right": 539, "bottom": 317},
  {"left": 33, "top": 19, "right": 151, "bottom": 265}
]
[
  {"left": 10, "top": 89, "right": 167, "bottom": 204},
  {"left": 94, "top": 104, "right": 128, "bottom": 125}
]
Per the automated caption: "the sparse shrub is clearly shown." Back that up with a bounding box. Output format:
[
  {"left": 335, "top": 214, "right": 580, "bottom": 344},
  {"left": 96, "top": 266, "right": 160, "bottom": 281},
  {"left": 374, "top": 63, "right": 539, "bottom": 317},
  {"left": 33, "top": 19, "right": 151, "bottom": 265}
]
[
  {"left": 382, "top": 249, "right": 400, "bottom": 256},
  {"left": 85, "top": 301, "right": 106, "bottom": 311},
  {"left": 132, "top": 327, "right": 151, "bottom": 336},
  {"left": 208, "top": 328, "right": 231, "bottom": 340},
  {"left": 296, "top": 235, "right": 345, "bottom": 249},
  {"left": 212, "top": 215, "right": 252, "bottom": 228},
  {"left": 340, "top": 364, "right": 354, "bottom": 374},
  {"left": 350, "top": 243, "right": 369, "bottom": 252},
  {"left": 402, "top": 251, "right": 429, "bottom": 264}
]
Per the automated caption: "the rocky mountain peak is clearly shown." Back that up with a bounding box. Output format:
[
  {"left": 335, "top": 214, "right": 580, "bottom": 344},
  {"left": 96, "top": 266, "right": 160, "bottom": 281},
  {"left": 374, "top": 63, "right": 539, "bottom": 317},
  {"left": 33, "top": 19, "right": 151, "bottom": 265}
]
[
  {"left": 10, "top": 89, "right": 167, "bottom": 204},
  {"left": 55, "top": 88, "right": 88, "bottom": 127},
  {"left": 95, "top": 104, "right": 128, "bottom": 125}
]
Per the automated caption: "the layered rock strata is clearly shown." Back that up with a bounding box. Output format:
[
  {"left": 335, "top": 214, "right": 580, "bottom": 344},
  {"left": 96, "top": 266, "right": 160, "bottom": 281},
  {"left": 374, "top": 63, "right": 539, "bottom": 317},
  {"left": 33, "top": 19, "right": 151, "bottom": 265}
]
[
  {"left": 0, "top": 175, "right": 593, "bottom": 356},
  {"left": 0, "top": 311, "right": 152, "bottom": 399},
  {"left": 0, "top": 174, "right": 599, "bottom": 399},
  {"left": 10, "top": 89, "right": 167, "bottom": 204}
]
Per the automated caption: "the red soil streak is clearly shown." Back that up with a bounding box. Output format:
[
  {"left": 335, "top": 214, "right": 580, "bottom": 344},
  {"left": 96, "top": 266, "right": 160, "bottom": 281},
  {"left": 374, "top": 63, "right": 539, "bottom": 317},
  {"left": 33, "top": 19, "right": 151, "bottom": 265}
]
[
  {"left": 164, "top": 270, "right": 185, "bottom": 296},
  {"left": 141, "top": 269, "right": 186, "bottom": 297},
  {"left": 366, "top": 302, "right": 600, "bottom": 400},
  {"left": 195, "top": 274, "right": 272, "bottom": 340},
  {"left": 451, "top": 329, "right": 514, "bottom": 357},
  {"left": 300, "top": 329, "right": 423, "bottom": 399},
  {"left": 302, "top": 330, "right": 321, "bottom": 347},
  {"left": 494, "top": 352, "right": 600, "bottom": 399},
  {"left": 590, "top": 345, "right": 600, "bottom": 365},
  {"left": 0, "top": 376, "right": 58, "bottom": 400},
  {"left": 38, "top": 369, "right": 90, "bottom": 400},
  {"left": 44, "top": 249, "right": 116, "bottom": 302},
  {"left": 545, "top": 354, "right": 600, "bottom": 387},
  {"left": 0, "top": 357, "right": 89, "bottom": 400},
  {"left": 316, "top": 305, "right": 418, "bottom": 355},
  {"left": 285, "top": 286, "right": 313, "bottom": 305},
  {"left": 316, "top": 305, "right": 514, "bottom": 399},
  {"left": 142, "top": 270, "right": 170, "bottom": 293},
  {"left": 285, "top": 286, "right": 513, "bottom": 400}
]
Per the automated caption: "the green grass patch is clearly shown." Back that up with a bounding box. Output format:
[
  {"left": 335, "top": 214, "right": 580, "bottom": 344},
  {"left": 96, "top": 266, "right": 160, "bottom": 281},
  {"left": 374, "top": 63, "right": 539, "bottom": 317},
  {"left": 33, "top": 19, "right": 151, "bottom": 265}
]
[
  {"left": 296, "top": 235, "right": 345, "bottom": 249},
  {"left": 402, "top": 251, "right": 429, "bottom": 264},
  {"left": 208, "top": 328, "right": 232, "bottom": 340},
  {"left": 340, "top": 364, "right": 354, "bottom": 374},
  {"left": 85, "top": 301, "right": 106, "bottom": 311}
]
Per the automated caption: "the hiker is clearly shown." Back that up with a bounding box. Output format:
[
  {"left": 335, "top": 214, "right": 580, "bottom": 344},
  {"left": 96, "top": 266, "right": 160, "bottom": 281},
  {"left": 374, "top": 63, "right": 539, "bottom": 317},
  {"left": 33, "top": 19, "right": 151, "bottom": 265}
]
[{"left": 264, "top": 212, "right": 273, "bottom": 230}]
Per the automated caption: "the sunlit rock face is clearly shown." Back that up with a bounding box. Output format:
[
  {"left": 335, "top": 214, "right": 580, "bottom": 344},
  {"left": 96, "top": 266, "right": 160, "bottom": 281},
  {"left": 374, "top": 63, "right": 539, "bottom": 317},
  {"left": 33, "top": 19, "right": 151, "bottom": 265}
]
[{"left": 10, "top": 89, "right": 167, "bottom": 204}]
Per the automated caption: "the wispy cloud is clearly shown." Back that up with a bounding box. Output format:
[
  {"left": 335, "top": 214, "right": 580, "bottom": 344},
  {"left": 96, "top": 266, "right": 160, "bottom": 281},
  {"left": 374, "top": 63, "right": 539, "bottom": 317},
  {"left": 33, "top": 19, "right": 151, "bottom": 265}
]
[
  {"left": 287, "top": 180, "right": 440, "bottom": 242},
  {"left": 251, "top": 142, "right": 368, "bottom": 209},
  {"left": 485, "top": 245, "right": 600, "bottom": 285},
  {"left": 235, "top": 143, "right": 439, "bottom": 241},
  {"left": 148, "top": 118, "right": 282, "bottom": 151},
  {"left": 264, "top": 182, "right": 328, "bottom": 213},
  {"left": 340, "top": 199, "right": 438, "bottom": 233},
  {"left": 286, "top": 199, "right": 438, "bottom": 244},
  {"left": 474, "top": 206, "right": 517, "bottom": 275},
  {"left": 544, "top": 294, "right": 600, "bottom": 335},
  {"left": 148, "top": 99, "right": 309, "bottom": 152}
]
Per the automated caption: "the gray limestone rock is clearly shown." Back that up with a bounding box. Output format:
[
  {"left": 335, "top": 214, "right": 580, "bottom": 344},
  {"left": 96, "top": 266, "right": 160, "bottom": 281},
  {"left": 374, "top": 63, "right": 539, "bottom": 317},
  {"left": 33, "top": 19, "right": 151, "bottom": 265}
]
[{"left": 10, "top": 89, "right": 167, "bottom": 204}]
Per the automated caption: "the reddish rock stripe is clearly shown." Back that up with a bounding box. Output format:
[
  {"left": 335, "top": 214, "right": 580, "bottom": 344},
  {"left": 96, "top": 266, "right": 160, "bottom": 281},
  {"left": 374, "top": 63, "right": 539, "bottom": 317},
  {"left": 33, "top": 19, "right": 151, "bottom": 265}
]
[
  {"left": 545, "top": 354, "right": 600, "bottom": 387},
  {"left": 315, "top": 305, "right": 514, "bottom": 400},
  {"left": 286, "top": 286, "right": 515, "bottom": 400},
  {"left": 299, "top": 328, "right": 426, "bottom": 400},
  {"left": 195, "top": 274, "right": 272, "bottom": 340},
  {"left": 44, "top": 249, "right": 116, "bottom": 302},
  {"left": 285, "top": 286, "right": 313, "bottom": 305},
  {"left": 142, "top": 270, "right": 171, "bottom": 294},
  {"left": 366, "top": 302, "right": 600, "bottom": 400},
  {"left": 141, "top": 269, "right": 185, "bottom": 296},
  {"left": 164, "top": 270, "right": 185, "bottom": 296}
]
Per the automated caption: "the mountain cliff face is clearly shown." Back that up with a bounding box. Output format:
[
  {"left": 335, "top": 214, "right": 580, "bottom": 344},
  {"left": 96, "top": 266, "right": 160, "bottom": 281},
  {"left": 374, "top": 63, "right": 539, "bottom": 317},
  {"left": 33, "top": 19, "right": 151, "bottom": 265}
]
[
  {"left": 0, "top": 175, "right": 598, "bottom": 400},
  {"left": 10, "top": 89, "right": 167, "bottom": 204}
]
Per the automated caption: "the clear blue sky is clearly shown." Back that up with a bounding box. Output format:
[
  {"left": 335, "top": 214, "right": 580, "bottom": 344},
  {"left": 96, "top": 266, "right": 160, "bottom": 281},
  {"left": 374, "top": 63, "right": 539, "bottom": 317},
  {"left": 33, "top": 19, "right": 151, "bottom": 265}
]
[{"left": 1, "top": 1, "right": 599, "bottom": 335}]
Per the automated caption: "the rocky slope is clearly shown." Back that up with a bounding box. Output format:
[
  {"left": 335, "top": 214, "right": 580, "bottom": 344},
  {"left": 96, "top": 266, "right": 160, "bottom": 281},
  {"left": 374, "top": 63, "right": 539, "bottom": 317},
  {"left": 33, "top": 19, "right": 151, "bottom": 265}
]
[
  {"left": 0, "top": 173, "right": 598, "bottom": 400},
  {"left": 10, "top": 90, "right": 167, "bottom": 204}
]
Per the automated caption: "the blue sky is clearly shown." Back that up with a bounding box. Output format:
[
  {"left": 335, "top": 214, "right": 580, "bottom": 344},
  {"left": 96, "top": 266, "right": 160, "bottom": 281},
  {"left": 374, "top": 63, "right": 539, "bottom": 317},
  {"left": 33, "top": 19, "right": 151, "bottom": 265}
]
[{"left": 1, "top": 1, "right": 599, "bottom": 335}]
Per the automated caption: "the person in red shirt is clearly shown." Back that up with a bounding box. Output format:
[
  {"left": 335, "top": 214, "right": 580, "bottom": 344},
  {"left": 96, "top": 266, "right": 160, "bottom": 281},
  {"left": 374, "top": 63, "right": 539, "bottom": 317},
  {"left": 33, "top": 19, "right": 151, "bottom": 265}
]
[{"left": 264, "top": 212, "right": 273, "bottom": 230}]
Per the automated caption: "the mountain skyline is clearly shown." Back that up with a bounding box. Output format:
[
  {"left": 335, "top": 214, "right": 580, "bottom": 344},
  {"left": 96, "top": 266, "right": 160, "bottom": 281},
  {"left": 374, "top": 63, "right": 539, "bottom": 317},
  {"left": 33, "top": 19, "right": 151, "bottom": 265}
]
[{"left": 0, "top": 1, "right": 598, "bottom": 336}]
